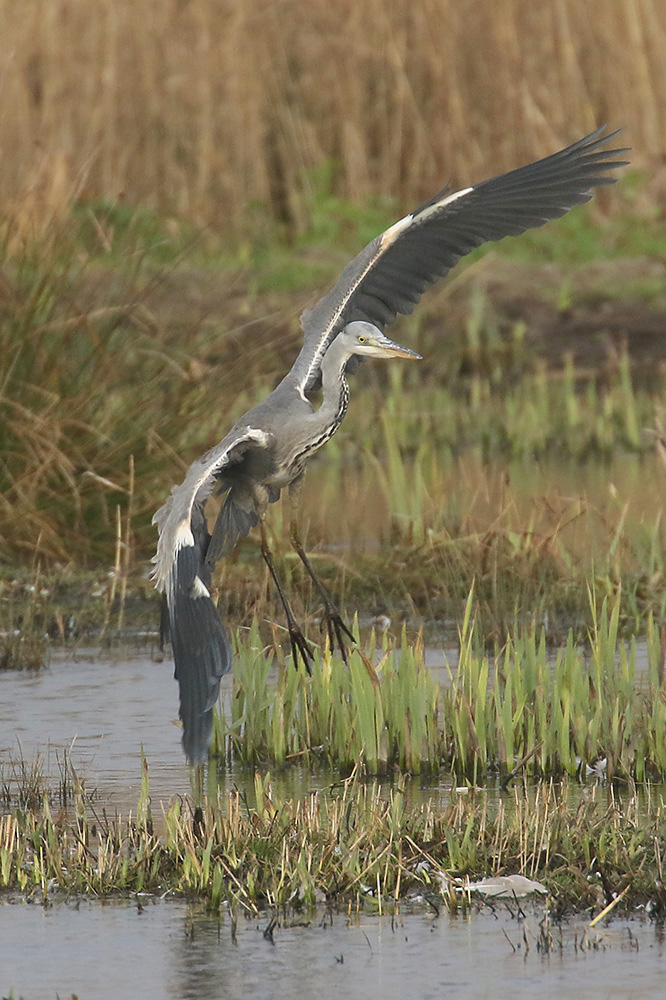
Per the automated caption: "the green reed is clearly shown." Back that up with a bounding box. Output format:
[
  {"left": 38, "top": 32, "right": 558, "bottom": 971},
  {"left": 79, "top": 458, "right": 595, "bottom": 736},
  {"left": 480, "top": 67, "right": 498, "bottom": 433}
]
[
  {"left": 1, "top": 195, "right": 665, "bottom": 573},
  {"left": 217, "top": 619, "right": 442, "bottom": 774},
  {"left": 214, "top": 594, "right": 666, "bottom": 782},
  {"left": 3, "top": 204, "right": 666, "bottom": 646}
]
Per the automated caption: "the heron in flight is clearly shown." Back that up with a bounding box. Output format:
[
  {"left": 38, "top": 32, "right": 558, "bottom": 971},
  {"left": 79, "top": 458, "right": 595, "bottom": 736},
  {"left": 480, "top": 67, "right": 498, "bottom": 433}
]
[{"left": 153, "top": 126, "right": 627, "bottom": 764}]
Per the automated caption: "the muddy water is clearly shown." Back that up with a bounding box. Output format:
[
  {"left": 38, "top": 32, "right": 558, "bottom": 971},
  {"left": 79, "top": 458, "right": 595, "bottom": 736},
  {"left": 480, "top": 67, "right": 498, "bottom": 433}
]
[{"left": 2, "top": 897, "right": 664, "bottom": 1000}]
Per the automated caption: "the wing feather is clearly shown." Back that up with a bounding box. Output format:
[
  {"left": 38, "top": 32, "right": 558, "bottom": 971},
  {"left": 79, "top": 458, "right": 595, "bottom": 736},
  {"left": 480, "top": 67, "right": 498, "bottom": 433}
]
[
  {"left": 151, "top": 425, "right": 272, "bottom": 593},
  {"left": 151, "top": 423, "right": 272, "bottom": 765},
  {"left": 295, "top": 126, "right": 628, "bottom": 390}
]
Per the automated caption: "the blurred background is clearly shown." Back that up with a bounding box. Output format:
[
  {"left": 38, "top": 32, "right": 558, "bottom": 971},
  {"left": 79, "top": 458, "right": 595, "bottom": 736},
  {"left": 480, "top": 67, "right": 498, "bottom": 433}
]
[
  {"left": 1, "top": 0, "right": 664, "bottom": 229},
  {"left": 1, "top": 0, "right": 665, "bottom": 642}
]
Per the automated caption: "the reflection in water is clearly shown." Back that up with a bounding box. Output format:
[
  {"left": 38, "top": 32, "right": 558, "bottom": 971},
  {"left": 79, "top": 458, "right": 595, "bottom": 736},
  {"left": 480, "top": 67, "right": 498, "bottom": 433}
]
[
  {"left": 0, "top": 652, "right": 201, "bottom": 809},
  {"left": 2, "top": 897, "right": 664, "bottom": 1000},
  {"left": 0, "top": 657, "right": 445, "bottom": 835},
  {"left": 0, "top": 650, "right": 460, "bottom": 812}
]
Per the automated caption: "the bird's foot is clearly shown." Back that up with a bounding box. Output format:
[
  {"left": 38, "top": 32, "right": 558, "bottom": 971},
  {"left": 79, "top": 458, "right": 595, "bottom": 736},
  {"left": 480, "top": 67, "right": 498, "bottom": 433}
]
[
  {"left": 320, "top": 603, "right": 356, "bottom": 665},
  {"left": 288, "top": 622, "right": 315, "bottom": 674}
]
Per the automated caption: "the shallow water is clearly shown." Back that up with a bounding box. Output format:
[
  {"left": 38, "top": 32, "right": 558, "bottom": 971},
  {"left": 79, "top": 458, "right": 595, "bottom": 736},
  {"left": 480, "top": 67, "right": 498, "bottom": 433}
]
[
  {"left": 2, "top": 647, "right": 664, "bottom": 998},
  {"left": 0, "top": 636, "right": 653, "bottom": 812},
  {"left": 2, "top": 896, "right": 664, "bottom": 1000},
  {"left": 0, "top": 648, "right": 474, "bottom": 816},
  {"left": 0, "top": 651, "right": 198, "bottom": 809}
]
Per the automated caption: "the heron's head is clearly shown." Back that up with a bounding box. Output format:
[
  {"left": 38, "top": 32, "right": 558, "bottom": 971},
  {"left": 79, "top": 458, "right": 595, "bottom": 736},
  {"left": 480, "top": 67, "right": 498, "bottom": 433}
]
[{"left": 340, "top": 321, "right": 422, "bottom": 361}]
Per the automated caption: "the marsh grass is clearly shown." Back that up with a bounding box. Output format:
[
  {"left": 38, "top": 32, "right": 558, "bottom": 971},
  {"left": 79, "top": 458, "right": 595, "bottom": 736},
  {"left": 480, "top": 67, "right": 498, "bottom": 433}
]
[
  {"left": 213, "top": 596, "right": 666, "bottom": 782},
  {"left": 3, "top": 604, "right": 666, "bottom": 913},
  {"left": 0, "top": 220, "right": 150, "bottom": 562},
  {"left": 2, "top": 759, "right": 665, "bottom": 917},
  {"left": 208, "top": 322, "right": 666, "bottom": 638},
  {"left": 318, "top": 450, "right": 666, "bottom": 637},
  {"left": 0, "top": 573, "right": 47, "bottom": 670},
  {"left": 1, "top": 746, "right": 76, "bottom": 811},
  {"left": 214, "top": 620, "right": 441, "bottom": 774}
]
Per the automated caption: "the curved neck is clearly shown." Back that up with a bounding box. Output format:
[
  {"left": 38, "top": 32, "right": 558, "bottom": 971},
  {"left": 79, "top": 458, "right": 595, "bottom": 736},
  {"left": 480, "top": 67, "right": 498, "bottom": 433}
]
[
  {"left": 317, "top": 336, "right": 353, "bottom": 428},
  {"left": 293, "top": 337, "right": 353, "bottom": 464}
]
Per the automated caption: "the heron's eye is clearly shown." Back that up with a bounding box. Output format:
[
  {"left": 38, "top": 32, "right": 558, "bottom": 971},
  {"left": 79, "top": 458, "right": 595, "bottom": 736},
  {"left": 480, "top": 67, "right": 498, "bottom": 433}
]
[{"left": 358, "top": 336, "right": 366, "bottom": 343}]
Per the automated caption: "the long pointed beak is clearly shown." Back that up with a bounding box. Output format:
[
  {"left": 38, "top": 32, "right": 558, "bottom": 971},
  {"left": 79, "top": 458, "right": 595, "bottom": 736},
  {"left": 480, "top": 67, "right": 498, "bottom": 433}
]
[{"left": 371, "top": 333, "right": 422, "bottom": 360}]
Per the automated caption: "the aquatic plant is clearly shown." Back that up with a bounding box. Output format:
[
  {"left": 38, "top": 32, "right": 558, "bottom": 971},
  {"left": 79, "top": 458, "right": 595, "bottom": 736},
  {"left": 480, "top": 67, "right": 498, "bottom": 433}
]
[
  {"left": 214, "top": 595, "right": 666, "bottom": 782},
  {"left": 2, "top": 760, "right": 665, "bottom": 918}
]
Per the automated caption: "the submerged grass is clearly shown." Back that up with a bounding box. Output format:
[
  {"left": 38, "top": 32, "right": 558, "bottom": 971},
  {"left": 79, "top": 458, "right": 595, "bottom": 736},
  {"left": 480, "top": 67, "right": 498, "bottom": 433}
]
[
  {"left": 2, "top": 761, "right": 665, "bottom": 918},
  {"left": 214, "top": 596, "right": 666, "bottom": 783}
]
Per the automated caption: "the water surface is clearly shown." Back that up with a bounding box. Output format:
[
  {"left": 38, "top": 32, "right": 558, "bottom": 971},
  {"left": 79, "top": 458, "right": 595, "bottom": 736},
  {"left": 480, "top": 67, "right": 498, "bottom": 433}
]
[
  {"left": 2, "top": 897, "right": 663, "bottom": 1000},
  {"left": 2, "top": 645, "right": 663, "bottom": 999},
  {"left": 0, "top": 636, "right": 653, "bottom": 812}
]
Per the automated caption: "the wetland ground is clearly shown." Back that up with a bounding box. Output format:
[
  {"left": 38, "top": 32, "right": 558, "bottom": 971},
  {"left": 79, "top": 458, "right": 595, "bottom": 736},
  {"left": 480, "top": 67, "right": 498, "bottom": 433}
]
[{"left": 2, "top": 188, "right": 666, "bottom": 998}]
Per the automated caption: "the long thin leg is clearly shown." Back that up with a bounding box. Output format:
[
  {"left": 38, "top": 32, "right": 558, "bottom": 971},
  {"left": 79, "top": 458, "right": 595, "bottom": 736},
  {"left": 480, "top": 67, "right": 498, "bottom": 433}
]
[
  {"left": 288, "top": 476, "right": 356, "bottom": 664},
  {"left": 260, "top": 520, "right": 313, "bottom": 673}
]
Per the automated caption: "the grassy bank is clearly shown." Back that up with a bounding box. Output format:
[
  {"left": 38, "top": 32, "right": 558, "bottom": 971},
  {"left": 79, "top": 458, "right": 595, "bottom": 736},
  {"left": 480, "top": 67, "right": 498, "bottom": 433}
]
[{"left": 2, "top": 760, "right": 664, "bottom": 917}]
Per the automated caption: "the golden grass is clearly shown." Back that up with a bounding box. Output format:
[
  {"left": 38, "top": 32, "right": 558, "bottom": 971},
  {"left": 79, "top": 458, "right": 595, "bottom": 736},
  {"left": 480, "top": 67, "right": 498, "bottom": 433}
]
[{"left": 0, "top": 0, "right": 663, "bottom": 232}]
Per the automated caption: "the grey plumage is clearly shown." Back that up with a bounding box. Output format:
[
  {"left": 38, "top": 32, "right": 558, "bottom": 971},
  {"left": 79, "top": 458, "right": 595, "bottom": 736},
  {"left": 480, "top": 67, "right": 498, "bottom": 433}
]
[
  {"left": 293, "top": 126, "right": 627, "bottom": 392},
  {"left": 153, "top": 126, "right": 628, "bottom": 765}
]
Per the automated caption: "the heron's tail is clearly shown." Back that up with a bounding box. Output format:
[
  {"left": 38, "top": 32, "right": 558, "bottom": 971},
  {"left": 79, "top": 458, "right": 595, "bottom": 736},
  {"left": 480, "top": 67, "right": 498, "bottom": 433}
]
[{"left": 168, "top": 543, "right": 233, "bottom": 765}]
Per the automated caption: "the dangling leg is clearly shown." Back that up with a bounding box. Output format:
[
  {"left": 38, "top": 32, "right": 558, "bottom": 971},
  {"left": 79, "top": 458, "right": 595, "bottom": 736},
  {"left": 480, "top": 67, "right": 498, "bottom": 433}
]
[
  {"left": 288, "top": 476, "right": 356, "bottom": 664},
  {"left": 260, "top": 520, "right": 313, "bottom": 673}
]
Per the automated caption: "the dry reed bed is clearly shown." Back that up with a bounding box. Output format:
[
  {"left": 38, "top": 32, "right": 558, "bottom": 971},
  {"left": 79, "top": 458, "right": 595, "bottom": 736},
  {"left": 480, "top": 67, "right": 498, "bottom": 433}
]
[{"left": 0, "top": 0, "right": 663, "bottom": 232}]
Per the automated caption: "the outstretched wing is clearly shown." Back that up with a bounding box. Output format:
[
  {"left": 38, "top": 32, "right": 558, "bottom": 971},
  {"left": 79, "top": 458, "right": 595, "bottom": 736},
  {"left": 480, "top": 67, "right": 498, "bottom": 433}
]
[
  {"left": 152, "top": 424, "right": 273, "bottom": 765},
  {"left": 293, "top": 126, "right": 628, "bottom": 392}
]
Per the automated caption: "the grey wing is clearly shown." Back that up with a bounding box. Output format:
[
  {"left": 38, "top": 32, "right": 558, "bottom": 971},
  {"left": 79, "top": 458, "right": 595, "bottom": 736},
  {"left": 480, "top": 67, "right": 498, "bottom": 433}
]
[
  {"left": 294, "top": 126, "right": 629, "bottom": 391},
  {"left": 152, "top": 425, "right": 273, "bottom": 592},
  {"left": 152, "top": 424, "right": 272, "bottom": 765}
]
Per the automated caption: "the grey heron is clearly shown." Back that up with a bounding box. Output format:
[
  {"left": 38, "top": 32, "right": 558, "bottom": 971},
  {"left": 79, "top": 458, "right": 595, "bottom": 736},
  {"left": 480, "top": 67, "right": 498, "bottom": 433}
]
[{"left": 153, "top": 126, "right": 627, "bottom": 765}]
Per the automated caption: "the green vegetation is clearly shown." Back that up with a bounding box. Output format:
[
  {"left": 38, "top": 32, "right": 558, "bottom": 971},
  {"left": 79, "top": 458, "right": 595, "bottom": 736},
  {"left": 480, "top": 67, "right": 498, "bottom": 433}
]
[
  {"left": 71, "top": 167, "right": 666, "bottom": 283},
  {"left": 2, "top": 190, "right": 666, "bottom": 640},
  {"left": 1, "top": 757, "right": 665, "bottom": 916},
  {"left": 4, "top": 0, "right": 666, "bottom": 942},
  {"left": 214, "top": 596, "right": 666, "bottom": 781},
  {"left": 3, "top": 183, "right": 666, "bottom": 917}
]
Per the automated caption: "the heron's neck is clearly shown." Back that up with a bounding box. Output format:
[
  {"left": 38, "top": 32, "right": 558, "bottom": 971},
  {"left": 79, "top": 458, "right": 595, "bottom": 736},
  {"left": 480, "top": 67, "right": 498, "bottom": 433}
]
[
  {"left": 316, "top": 337, "right": 353, "bottom": 431},
  {"left": 286, "top": 338, "right": 353, "bottom": 468}
]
